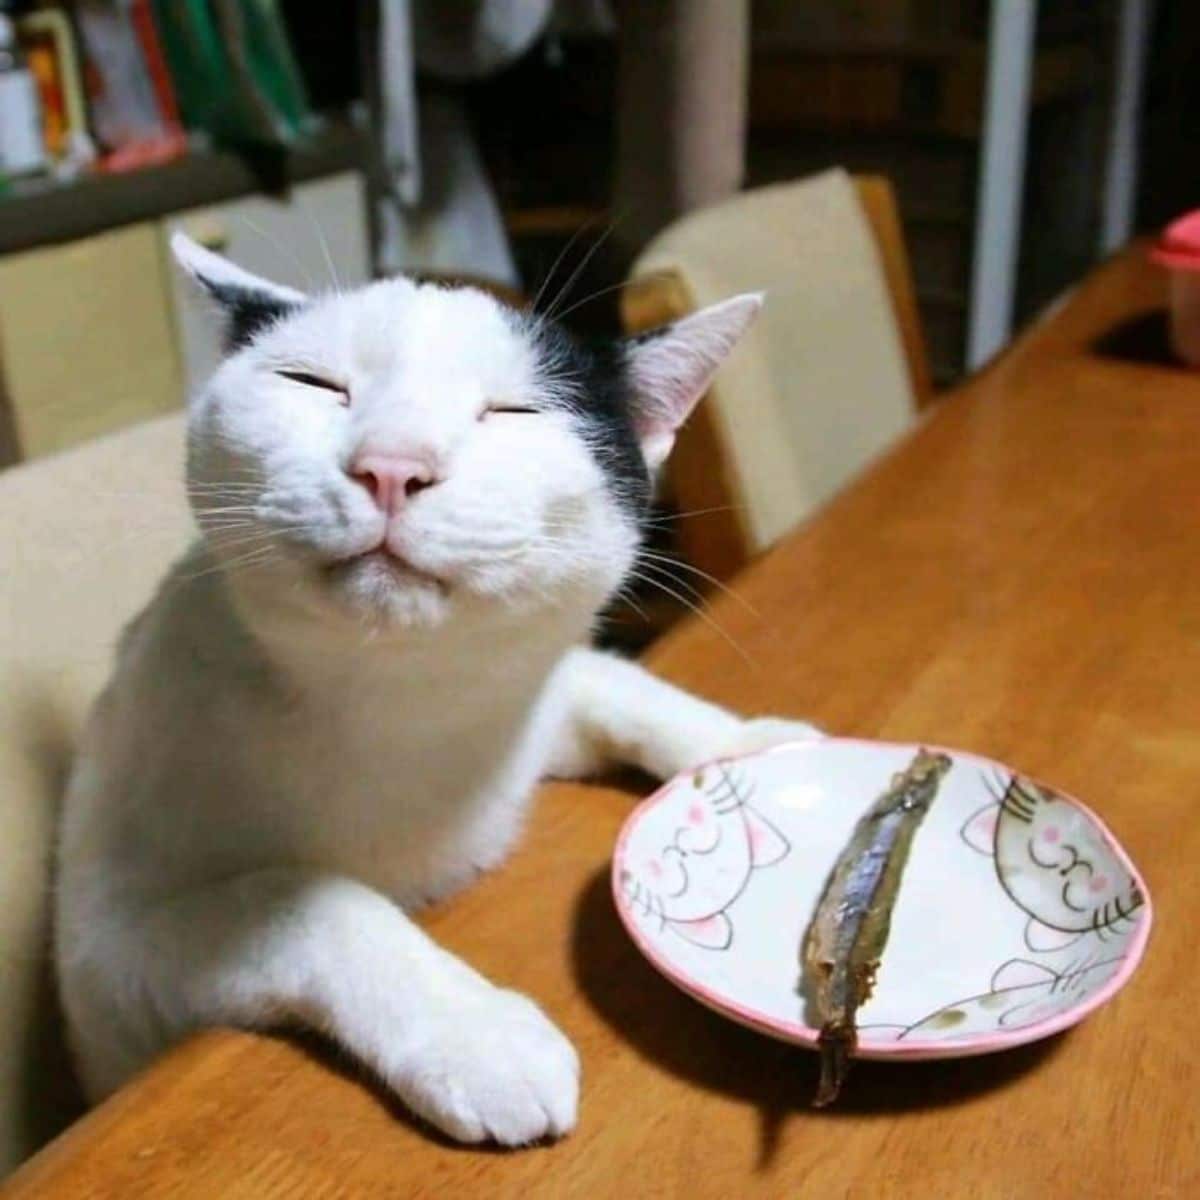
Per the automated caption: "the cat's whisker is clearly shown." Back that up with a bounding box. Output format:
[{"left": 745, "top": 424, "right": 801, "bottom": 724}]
[
  {"left": 187, "top": 491, "right": 266, "bottom": 504},
  {"left": 187, "top": 491, "right": 265, "bottom": 502},
  {"left": 625, "top": 566, "right": 757, "bottom": 667},
  {"left": 542, "top": 218, "right": 620, "bottom": 324},
  {"left": 194, "top": 513, "right": 269, "bottom": 529},
  {"left": 201, "top": 532, "right": 287, "bottom": 556},
  {"left": 510, "top": 530, "right": 752, "bottom": 646},
  {"left": 174, "top": 545, "right": 280, "bottom": 585},
  {"left": 633, "top": 559, "right": 712, "bottom": 614},
  {"left": 187, "top": 476, "right": 264, "bottom": 483},
  {"left": 97, "top": 480, "right": 263, "bottom": 497},
  {"left": 636, "top": 548, "right": 760, "bottom": 617},
  {"left": 196, "top": 525, "right": 262, "bottom": 537},
  {"left": 610, "top": 583, "right": 649, "bottom": 621},
  {"left": 302, "top": 202, "right": 342, "bottom": 294},
  {"left": 641, "top": 503, "right": 746, "bottom": 529},
  {"left": 199, "top": 527, "right": 285, "bottom": 552},
  {"left": 190, "top": 466, "right": 267, "bottom": 483},
  {"left": 551, "top": 267, "right": 676, "bottom": 326},
  {"left": 195, "top": 507, "right": 263, "bottom": 519},
  {"left": 529, "top": 210, "right": 609, "bottom": 319},
  {"left": 199, "top": 522, "right": 321, "bottom": 555},
  {"left": 237, "top": 213, "right": 318, "bottom": 292}
]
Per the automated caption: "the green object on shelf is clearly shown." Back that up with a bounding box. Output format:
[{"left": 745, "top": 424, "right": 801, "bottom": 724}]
[
  {"left": 151, "top": 0, "right": 309, "bottom": 151},
  {"left": 238, "top": 0, "right": 313, "bottom": 135}
]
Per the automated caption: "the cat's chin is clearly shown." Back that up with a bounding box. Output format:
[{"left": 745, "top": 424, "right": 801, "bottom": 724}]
[{"left": 324, "top": 551, "right": 452, "bottom": 630}]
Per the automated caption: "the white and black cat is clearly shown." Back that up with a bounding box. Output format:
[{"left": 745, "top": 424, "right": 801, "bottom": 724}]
[{"left": 55, "top": 235, "right": 819, "bottom": 1145}]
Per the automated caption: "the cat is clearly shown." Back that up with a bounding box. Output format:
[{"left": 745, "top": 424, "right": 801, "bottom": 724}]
[
  {"left": 619, "top": 762, "right": 790, "bottom": 949},
  {"left": 54, "top": 234, "right": 820, "bottom": 1147},
  {"left": 960, "top": 772, "right": 1144, "bottom": 952}
]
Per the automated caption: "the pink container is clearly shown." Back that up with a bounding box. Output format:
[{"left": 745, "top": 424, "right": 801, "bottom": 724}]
[{"left": 1151, "top": 210, "right": 1200, "bottom": 366}]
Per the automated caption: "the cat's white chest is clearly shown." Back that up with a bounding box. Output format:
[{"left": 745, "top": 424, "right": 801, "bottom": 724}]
[{"left": 225, "top": 645, "right": 565, "bottom": 906}]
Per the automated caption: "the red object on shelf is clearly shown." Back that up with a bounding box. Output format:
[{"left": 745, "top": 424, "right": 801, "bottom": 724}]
[
  {"left": 96, "top": 130, "right": 187, "bottom": 174},
  {"left": 129, "top": 0, "right": 182, "bottom": 132}
]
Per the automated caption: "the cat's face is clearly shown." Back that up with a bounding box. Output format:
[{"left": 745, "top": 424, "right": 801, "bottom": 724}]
[
  {"left": 172, "top": 235, "right": 759, "bottom": 633},
  {"left": 992, "top": 779, "right": 1142, "bottom": 935},
  {"left": 963, "top": 775, "right": 1143, "bottom": 944},
  {"left": 619, "top": 763, "right": 789, "bottom": 949}
]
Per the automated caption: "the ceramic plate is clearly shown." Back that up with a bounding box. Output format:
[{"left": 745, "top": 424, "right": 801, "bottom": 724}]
[{"left": 612, "top": 739, "right": 1151, "bottom": 1060}]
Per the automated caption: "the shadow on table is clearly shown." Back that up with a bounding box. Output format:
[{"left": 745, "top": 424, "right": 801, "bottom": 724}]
[
  {"left": 569, "top": 868, "right": 1064, "bottom": 1170},
  {"left": 1091, "top": 307, "right": 1178, "bottom": 367},
  {"left": 281, "top": 1031, "right": 529, "bottom": 1156}
]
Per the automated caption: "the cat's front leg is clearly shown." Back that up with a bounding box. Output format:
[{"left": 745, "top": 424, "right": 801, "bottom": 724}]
[
  {"left": 545, "top": 647, "right": 823, "bottom": 781},
  {"left": 63, "top": 869, "right": 578, "bottom": 1145}
]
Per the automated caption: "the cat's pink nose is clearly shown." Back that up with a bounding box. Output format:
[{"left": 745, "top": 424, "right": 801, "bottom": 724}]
[{"left": 350, "top": 453, "right": 438, "bottom": 514}]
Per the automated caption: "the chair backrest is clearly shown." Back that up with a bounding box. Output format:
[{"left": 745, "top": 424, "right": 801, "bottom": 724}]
[
  {"left": 0, "top": 414, "right": 190, "bottom": 1173},
  {"left": 621, "top": 169, "right": 931, "bottom": 581}
]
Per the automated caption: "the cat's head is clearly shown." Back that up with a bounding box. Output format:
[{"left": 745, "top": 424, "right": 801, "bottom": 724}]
[
  {"left": 619, "top": 764, "right": 789, "bottom": 947},
  {"left": 171, "top": 235, "right": 759, "bottom": 634},
  {"left": 963, "top": 776, "right": 1143, "bottom": 942}
]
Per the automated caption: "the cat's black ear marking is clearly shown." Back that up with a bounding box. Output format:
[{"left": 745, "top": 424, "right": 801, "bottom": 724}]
[
  {"left": 525, "top": 298, "right": 760, "bottom": 523},
  {"left": 526, "top": 315, "right": 653, "bottom": 521},
  {"left": 170, "top": 232, "right": 306, "bottom": 352},
  {"left": 199, "top": 280, "right": 302, "bottom": 352}
]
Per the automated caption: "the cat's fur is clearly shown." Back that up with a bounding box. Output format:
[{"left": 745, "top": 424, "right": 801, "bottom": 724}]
[{"left": 55, "top": 235, "right": 819, "bottom": 1145}]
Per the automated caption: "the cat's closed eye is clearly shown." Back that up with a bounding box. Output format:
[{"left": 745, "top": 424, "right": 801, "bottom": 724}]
[
  {"left": 276, "top": 369, "right": 350, "bottom": 405},
  {"left": 480, "top": 404, "right": 539, "bottom": 420}
]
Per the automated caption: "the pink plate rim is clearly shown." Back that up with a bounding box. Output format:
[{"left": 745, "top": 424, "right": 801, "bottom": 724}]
[{"left": 610, "top": 736, "right": 1154, "bottom": 1062}]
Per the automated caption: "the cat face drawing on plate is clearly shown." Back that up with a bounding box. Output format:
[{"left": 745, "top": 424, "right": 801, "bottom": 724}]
[
  {"left": 619, "top": 764, "right": 789, "bottom": 950},
  {"left": 864, "top": 955, "right": 1125, "bottom": 1044},
  {"left": 961, "top": 773, "right": 1144, "bottom": 952}
]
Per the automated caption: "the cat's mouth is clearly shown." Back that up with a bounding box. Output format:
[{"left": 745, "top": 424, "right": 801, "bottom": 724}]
[{"left": 326, "top": 545, "right": 449, "bottom": 593}]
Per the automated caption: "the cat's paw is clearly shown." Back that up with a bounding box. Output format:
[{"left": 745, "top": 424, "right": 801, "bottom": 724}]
[
  {"left": 394, "top": 985, "right": 579, "bottom": 1146},
  {"left": 716, "top": 716, "right": 826, "bottom": 759}
]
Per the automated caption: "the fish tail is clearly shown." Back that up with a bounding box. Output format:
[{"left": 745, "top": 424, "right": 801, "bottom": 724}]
[{"left": 813, "top": 1023, "right": 855, "bottom": 1108}]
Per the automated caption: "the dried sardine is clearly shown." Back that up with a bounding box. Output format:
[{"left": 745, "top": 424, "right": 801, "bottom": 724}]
[{"left": 802, "top": 748, "right": 952, "bottom": 1106}]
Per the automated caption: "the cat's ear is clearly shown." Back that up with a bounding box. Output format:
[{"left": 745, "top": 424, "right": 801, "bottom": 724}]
[
  {"left": 960, "top": 803, "right": 999, "bottom": 855},
  {"left": 1023, "top": 917, "right": 1084, "bottom": 954},
  {"left": 170, "top": 232, "right": 306, "bottom": 352},
  {"left": 991, "top": 958, "right": 1058, "bottom": 992},
  {"left": 669, "top": 913, "right": 733, "bottom": 951},
  {"left": 743, "top": 805, "right": 790, "bottom": 868},
  {"left": 624, "top": 293, "right": 763, "bottom": 469}
]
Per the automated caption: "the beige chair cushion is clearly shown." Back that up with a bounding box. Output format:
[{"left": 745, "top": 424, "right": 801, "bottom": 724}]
[
  {"left": 0, "top": 414, "right": 189, "bottom": 1172},
  {"left": 631, "top": 167, "right": 916, "bottom": 550}
]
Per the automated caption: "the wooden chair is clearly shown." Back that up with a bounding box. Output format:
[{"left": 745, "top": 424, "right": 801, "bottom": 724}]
[{"left": 621, "top": 170, "right": 933, "bottom": 585}]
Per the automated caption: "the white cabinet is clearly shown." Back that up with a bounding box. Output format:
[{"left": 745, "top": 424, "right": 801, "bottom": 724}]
[{"left": 164, "top": 171, "right": 370, "bottom": 393}]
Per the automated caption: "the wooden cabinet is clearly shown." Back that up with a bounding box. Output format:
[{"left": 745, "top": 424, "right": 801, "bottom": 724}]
[{"left": 0, "top": 223, "right": 181, "bottom": 462}]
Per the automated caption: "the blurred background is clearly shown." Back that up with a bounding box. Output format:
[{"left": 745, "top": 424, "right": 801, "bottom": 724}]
[
  {"left": 2, "top": 1, "right": 1194, "bottom": 443},
  {"left": 0, "top": 0, "right": 1194, "bottom": 643}
]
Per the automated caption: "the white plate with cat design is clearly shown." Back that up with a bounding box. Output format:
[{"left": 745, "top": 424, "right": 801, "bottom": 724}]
[{"left": 612, "top": 739, "right": 1151, "bottom": 1060}]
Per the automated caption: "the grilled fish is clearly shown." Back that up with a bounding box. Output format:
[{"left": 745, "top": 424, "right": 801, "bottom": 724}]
[{"left": 802, "top": 748, "right": 952, "bottom": 1105}]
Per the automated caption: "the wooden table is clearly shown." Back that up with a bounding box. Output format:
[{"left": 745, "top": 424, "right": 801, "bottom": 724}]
[{"left": 7, "top": 246, "right": 1198, "bottom": 1197}]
